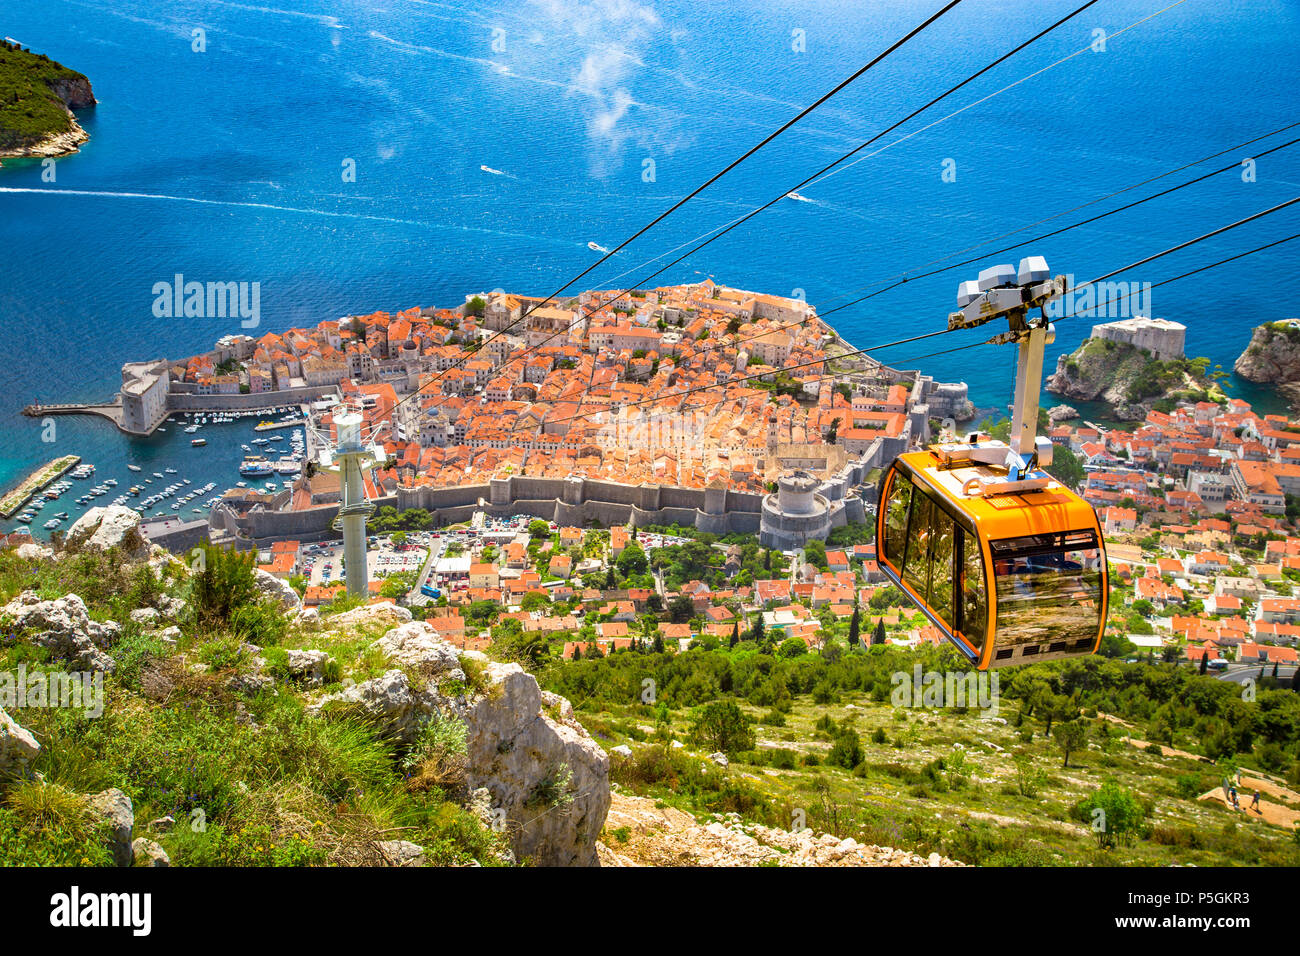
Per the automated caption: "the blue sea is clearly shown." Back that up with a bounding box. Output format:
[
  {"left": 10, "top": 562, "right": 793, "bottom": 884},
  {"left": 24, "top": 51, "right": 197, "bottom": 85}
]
[{"left": 2, "top": 0, "right": 1298, "bottom": 535}]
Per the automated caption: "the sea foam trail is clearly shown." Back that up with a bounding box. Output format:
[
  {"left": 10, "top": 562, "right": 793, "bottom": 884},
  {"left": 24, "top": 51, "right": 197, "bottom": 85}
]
[{"left": 0, "top": 187, "right": 569, "bottom": 246}]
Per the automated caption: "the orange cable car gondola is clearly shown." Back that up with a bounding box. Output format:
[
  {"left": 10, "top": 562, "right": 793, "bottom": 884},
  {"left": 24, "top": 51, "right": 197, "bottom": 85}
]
[
  {"left": 874, "top": 256, "right": 1109, "bottom": 669},
  {"left": 876, "top": 445, "right": 1108, "bottom": 669}
]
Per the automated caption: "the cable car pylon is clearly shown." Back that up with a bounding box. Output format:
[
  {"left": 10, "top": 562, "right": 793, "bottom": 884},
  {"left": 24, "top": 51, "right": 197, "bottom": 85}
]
[
  {"left": 944, "top": 255, "right": 1065, "bottom": 492},
  {"left": 318, "top": 404, "right": 380, "bottom": 599}
]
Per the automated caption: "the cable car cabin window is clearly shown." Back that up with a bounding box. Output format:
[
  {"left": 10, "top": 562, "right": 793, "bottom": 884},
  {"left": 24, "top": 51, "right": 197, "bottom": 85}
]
[
  {"left": 901, "top": 486, "right": 956, "bottom": 631},
  {"left": 882, "top": 472, "right": 912, "bottom": 569},
  {"left": 960, "top": 532, "right": 987, "bottom": 648},
  {"left": 990, "top": 531, "right": 1103, "bottom": 649}
]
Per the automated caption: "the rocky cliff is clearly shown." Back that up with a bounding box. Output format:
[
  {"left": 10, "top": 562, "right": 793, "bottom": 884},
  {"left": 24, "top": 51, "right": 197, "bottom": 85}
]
[
  {"left": 1234, "top": 322, "right": 1300, "bottom": 409},
  {"left": 1046, "top": 336, "right": 1218, "bottom": 420}
]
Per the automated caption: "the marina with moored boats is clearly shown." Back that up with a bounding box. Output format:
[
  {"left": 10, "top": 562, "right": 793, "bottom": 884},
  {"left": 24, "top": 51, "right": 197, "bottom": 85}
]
[{"left": 1, "top": 404, "right": 311, "bottom": 537}]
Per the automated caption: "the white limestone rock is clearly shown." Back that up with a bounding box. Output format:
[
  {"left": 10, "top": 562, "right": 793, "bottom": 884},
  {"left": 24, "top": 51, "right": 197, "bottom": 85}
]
[
  {"left": 1, "top": 591, "right": 119, "bottom": 673},
  {"left": 0, "top": 707, "right": 40, "bottom": 775},
  {"left": 326, "top": 601, "right": 411, "bottom": 628},
  {"left": 373, "top": 621, "right": 463, "bottom": 682},
  {"left": 14, "top": 541, "right": 54, "bottom": 562},
  {"left": 463, "top": 661, "right": 609, "bottom": 867},
  {"left": 65, "top": 506, "right": 149, "bottom": 559},
  {"left": 310, "top": 669, "right": 439, "bottom": 744},
  {"left": 132, "top": 838, "right": 170, "bottom": 867},
  {"left": 254, "top": 568, "right": 302, "bottom": 612},
  {"left": 375, "top": 840, "right": 426, "bottom": 866},
  {"left": 88, "top": 788, "right": 134, "bottom": 867},
  {"left": 285, "top": 649, "right": 334, "bottom": 687},
  {"left": 310, "top": 623, "right": 610, "bottom": 867}
]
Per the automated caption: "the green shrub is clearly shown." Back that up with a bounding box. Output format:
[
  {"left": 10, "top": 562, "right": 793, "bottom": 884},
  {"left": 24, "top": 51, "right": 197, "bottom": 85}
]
[
  {"left": 190, "top": 545, "right": 259, "bottom": 629},
  {"left": 0, "top": 783, "right": 111, "bottom": 867}
]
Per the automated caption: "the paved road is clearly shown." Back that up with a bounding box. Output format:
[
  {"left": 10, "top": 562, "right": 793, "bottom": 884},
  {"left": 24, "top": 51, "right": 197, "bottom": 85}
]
[
  {"left": 1214, "top": 663, "right": 1298, "bottom": 684},
  {"left": 409, "top": 534, "right": 451, "bottom": 604}
]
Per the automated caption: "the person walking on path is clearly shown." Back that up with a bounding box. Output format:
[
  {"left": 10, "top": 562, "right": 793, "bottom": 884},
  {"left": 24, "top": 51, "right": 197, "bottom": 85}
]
[
  {"left": 1229, "top": 784, "right": 1239, "bottom": 810},
  {"left": 1250, "top": 789, "right": 1261, "bottom": 813}
]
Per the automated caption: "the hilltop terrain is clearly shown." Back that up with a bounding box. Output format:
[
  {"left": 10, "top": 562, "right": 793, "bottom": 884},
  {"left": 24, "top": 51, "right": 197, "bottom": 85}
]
[
  {"left": 3, "top": 505, "right": 1299, "bottom": 868},
  {"left": 0, "top": 507, "right": 970, "bottom": 868},
  {"left": 0, "top": 40, "right": 95, "bottom": 159}
]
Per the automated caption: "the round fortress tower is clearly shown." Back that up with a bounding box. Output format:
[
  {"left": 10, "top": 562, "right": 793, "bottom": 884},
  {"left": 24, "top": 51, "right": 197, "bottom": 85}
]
[{"left": 760, "top": 470, "right": 832, "bottom": 549}]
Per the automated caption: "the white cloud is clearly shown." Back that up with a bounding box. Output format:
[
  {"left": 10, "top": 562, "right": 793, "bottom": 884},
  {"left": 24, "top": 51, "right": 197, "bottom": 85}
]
[{"left": 528, "top": 0, "right": 663, "bottom": 169}]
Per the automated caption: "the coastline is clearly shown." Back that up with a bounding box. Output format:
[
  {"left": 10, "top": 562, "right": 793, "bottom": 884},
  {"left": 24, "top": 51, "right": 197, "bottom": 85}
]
[{"left": 0, "top": 114, "right": 88, "bottom": 162}]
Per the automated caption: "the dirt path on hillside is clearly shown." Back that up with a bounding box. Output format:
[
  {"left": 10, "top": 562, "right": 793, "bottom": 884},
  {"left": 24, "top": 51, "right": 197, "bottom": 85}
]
[
  {"left": 595, "top": 791, "right": 965, "bottom": 867},
  {"left": 1198, "top": 774, "right": 1300, "bottom": 829},
  {"left": 1121, "top": 737, "right": 1209, "bottom": 763}
]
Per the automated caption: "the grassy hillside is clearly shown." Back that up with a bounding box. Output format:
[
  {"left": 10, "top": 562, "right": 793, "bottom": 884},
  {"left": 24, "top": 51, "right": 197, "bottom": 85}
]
[
  {"left": 546, "top": 644, "right": 1300, "bottom": 867},
  {"left": 0, "top": 544, "right": 504, "bottom": 866},
  {"left": 0, "top": 41, "right": 92, "bottom": 152}
]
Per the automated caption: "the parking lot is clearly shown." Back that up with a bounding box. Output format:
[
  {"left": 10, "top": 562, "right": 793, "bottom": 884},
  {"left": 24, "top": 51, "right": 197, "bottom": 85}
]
[{"left": 300, "top": 534, "right": 428, "bottom": 587}]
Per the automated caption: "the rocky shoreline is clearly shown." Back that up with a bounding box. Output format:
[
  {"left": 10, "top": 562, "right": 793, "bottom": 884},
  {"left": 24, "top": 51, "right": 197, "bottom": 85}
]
[
  {"left": 0, "top": 49, "right": 95, "bottom": 163},
  {"left": 1235, "top": 321, "right": 1300, "bottom": 412},
  {"left": 1046, "top": 335, "right": 1221, "bottom": 421},
  {"left": 0, "top": 117, "right": 90, "bottom": 161}
]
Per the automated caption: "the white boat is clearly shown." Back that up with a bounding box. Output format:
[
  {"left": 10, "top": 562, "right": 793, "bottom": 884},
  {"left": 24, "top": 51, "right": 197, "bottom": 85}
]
[
  {"left": 127, "top": 464, "right": 142, "bottom": 472},
  {"left": 588, "top": 241, "right": 609, "bottom": 254},
  {"left": 785, "top": 191, "right": 811, "bottom": 202}
]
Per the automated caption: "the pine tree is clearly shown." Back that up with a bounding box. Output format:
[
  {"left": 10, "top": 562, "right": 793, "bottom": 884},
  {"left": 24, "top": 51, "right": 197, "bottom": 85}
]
[
  {"left": 729, "top": 621, "right": 739, "bottom": 648},
  {"left": 848, "top": 606, "right": 861, "bottom": 647},
  {"left": 1199, "top": 652, "right": 1208, "bottom": 675},
  {"left": 873, "top": 618, "right": 886, "bottom": 646},
  {"left": 653, "top": 633, "right": 664, "bottom": 654},
  {"left": 752, "top": 612, "right": 766, "bottom": 645},
  {"left": 1271, "top": 661, "right": 1279, "bottom": 679},
  {"left": 572, "top": 644, "right": 581, "bottom": 661},
  {"left": 764, "top": 549, "right": 772, "bottom": 571}
]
